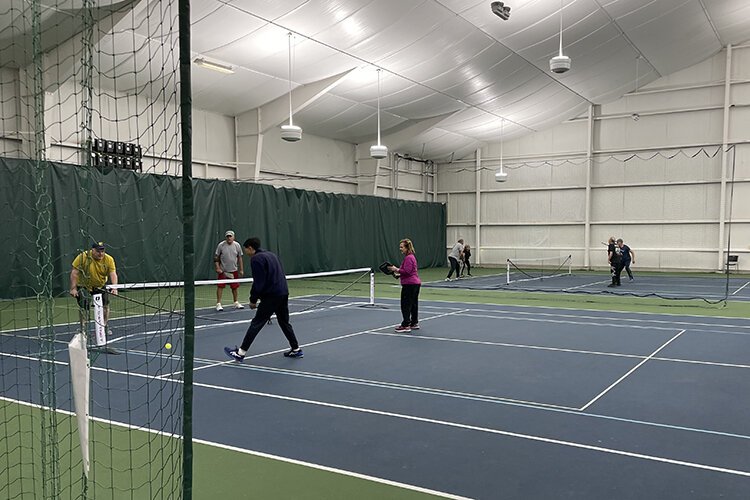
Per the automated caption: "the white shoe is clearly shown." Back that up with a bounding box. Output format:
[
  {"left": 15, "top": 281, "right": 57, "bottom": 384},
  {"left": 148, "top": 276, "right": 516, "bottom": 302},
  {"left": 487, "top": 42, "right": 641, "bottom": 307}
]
[
  {"left": 215, "top": 303, "right": 223, "bottom": 312},
  {"left": 233, "top": 302, "right": 245, "bottom": 309}
]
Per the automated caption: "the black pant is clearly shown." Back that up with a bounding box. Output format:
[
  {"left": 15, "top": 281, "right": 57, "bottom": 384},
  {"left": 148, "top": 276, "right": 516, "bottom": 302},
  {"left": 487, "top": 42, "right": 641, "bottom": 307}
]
[
  {"left": 447, "top": 257, "right": 460, "bottom": 279},
  {"left": 623, "top": 261, "right": 633, "bottom": 279},
  {"left": 611, "top": 261, "right": 624, "bottom": 285},
  {"left": 461, "top": 259, "right": 471, "bottom": 276},
  {"left": 240, "top": 295, "right": 299, "bottom": 351},
  {"left": 400, "top": 284, "right": 420, "bottom": 327}
]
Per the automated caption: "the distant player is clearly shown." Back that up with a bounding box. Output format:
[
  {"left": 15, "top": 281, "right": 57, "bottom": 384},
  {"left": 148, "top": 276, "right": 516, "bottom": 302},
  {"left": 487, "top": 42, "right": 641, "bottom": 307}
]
[
  {"left": 214, "top": 230, "right": 244, "bottom": 311},
  {"left": 224, "top": 237, "right": 302, "bottom": 362},
  {"left": 617, "top": 238, "right": 635, "bottom": 281},
  {"left": 446, "top": 238, "right": 464, "bottom": 281}
]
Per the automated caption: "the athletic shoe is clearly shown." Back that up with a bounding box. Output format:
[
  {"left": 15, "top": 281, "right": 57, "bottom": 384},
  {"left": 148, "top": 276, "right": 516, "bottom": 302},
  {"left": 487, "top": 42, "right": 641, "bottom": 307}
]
[
  {"left": 607, "top": 284, "right": 616, "bottom": 288},
  {"left": 395, "top": 325, "right": 411, "bottom": 333},
  {"left": 444, "top": 278, "right": 451, "bottom": 281},
  {"left": 224, "top": 346, "right": 244, "bottom": 363},
  {"left": 233, "top": 301, "right": 245, "bottom": 309},
  {"left": 410, "top": 324, "right": 420, "bottom": 330},
  {"left": 283, "top": 348, "right": 304, "bottom": 358},
  {"left": 629, "top": 278, "right": 634, "bottom": 282},
  {"left": 215, "top": 303, "right": 224, "bottom": 312}
]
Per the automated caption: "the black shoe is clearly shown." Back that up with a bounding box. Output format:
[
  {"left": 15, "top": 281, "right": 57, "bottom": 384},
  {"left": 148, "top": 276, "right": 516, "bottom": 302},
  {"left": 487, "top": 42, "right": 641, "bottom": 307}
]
[
  {"left": 283, "top": 348, "right": 304, "bottom": 358},
  {"left": 607, "top": 284, "right": 616, "bottom": 288},
  {"left": 224, "top": 346, "right": 245, "bottom": 363}
]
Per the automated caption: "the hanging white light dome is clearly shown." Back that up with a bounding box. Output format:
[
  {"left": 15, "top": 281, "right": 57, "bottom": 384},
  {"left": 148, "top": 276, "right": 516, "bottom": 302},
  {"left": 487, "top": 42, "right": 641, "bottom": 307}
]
[
  {"left": 281, "top": 32, "right": 302, "bottom": 142},
  {"left": 370, "top": 68, "right": 388, "bottom": 159},
  {"left": 550, "top": 0, "right": 571, "bottom": 74}
]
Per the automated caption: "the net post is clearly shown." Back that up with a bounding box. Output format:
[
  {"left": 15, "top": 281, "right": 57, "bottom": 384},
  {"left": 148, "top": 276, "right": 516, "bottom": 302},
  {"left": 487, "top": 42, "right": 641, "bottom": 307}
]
[
  {"left": 506, "top": 259, "right": 511, "bottom": 284},
  {"left": 568, "top": 254, "right": 572, "bottom": 275},
  {"left": 369, "top": 271, "right": 375, "bottom": 306},
  {"left": 93, "top": 293, "right": 106, "bottom": 346}
]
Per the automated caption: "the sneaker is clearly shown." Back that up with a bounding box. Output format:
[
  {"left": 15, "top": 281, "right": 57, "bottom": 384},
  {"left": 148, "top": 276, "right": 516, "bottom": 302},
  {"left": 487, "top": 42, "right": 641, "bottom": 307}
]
[
  {"left": 410, "top": 324, "right": 420, "bottom": 330},
  {"left": 223, "top": 346, "right": 244, "bottom": 363},
  {"left": 283, "top": 348, "right": 304, "bottom": 358},
  {"left": 607, "top": 284, "right": 616, "bottom": 288},
  {"left": 395, "top": 325, "right": 411, "bottom": 333},
  {"left": 444, "top": 278, "right": 451, "bottom": 281},
  {"left": 233, "top": 302, "right": 245, "bottom": 309},
  {"left": 215, "top": 303, "right": 224, "bottom": 312},
  {"left": 629, "top": 277, "right": 634, "bottom": 282}
]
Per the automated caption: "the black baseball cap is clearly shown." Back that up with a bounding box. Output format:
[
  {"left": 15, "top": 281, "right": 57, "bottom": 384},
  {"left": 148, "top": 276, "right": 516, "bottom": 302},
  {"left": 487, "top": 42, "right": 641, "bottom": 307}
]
[{"left": 92, "top": 242, "right": 106, "bottom": 250}]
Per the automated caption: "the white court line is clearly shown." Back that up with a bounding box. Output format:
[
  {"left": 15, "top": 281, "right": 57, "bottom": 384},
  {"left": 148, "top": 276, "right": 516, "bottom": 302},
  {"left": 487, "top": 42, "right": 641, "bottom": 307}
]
[
  {"left": 563, "top": 280, "right": 611, "bottom": 291},
  {"left": 195, "top": 380, "right": 750, "bottom": 479},
  {"left": 179, "top": 308, "right": 468, "bottom": 378},
  {"left": 459, "top": 311, "right": 676, "bottom": 331},
  {"left": 222, "top": 363, "right": 579, "bottom": 411},
  {"left": 731, "top": 281, "right": 750, "bottom": 295},
  {"left": 0, "top": 396, "right": 467, "bottom": 500},
  {"left": 165, "top": 331, "right": 369, "bottom": 378},
  {"left": 442, "top": 306, "right": 750, "bottom": 334},
  {"left": 369, "top": 331, "right": 646, "bottom": 361},
  {"left": 109, "top": 300, "right": 369, "bottom": 346},
  {"left": 8, "top": 345, "right": 750, "bottom": 442},
  {"left": 191, "top": 438, "right": 472, "bottom": 500},
  {"left": 579, "top": 330, "right": 686, "bottom": 412}
]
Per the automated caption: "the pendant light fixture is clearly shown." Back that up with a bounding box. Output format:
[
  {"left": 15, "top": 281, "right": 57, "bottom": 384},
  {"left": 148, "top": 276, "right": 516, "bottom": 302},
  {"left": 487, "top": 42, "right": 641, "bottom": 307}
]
[
  {"left": 549, "top": 0, "right": 571, "bottom": 74},
  {"left": 280, "top": 32, "right": 302, "bottom": 142},
  {"left": 370, "top": 68, "right": 388, "bottom": 159},
  {"left": 495, "top": 118, "right": 508, "bottom": 182}
]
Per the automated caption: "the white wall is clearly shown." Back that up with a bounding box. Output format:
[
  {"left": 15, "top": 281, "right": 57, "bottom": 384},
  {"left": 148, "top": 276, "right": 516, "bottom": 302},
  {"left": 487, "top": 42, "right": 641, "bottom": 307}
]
[{"left": 436, "top": 44, "right": 750, "bottom": 272}]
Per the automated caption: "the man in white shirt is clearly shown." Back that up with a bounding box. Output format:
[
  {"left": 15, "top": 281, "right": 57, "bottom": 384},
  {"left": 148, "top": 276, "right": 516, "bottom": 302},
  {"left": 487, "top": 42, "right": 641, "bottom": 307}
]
[
  {"left": 214, "top": 230, "right": 244, "bottom": 311},
  {"left": 446, "top": 238, "right": 464, "bottom": 281}
]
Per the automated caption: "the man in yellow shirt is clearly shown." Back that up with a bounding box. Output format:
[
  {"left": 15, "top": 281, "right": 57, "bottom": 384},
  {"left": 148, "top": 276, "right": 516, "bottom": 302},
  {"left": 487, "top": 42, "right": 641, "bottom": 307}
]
[{"left": 69, "top": 242, "right": 119, "bottom": 333}]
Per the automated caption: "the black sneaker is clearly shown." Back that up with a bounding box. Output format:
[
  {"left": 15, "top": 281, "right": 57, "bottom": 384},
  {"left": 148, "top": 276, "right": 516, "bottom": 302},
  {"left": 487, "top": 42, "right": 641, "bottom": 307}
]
[
  {"left": 283, "top": 348, "right": 304, "bottom": 358},
  {"left": 224, "top": 346, "right": 244, "bottom": 363}
]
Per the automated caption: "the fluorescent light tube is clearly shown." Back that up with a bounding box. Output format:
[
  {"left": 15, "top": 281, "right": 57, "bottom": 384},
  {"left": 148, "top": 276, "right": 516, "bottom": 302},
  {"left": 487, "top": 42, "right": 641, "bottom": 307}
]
[{"left": 193, "top": 58, "right": 234, "bottom": 74}]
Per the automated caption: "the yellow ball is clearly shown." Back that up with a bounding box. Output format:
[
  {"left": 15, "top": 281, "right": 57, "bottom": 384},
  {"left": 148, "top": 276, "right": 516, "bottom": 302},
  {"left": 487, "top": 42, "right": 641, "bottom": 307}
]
[{"left": 165, "top": 342, "right": 172, "bottom": 350}]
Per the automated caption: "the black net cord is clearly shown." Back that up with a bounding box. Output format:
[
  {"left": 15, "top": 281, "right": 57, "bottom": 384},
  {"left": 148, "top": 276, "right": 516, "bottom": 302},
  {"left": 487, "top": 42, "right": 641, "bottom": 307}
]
[{"left": 179, "top": 0, "right": 195, "bottom": 497}]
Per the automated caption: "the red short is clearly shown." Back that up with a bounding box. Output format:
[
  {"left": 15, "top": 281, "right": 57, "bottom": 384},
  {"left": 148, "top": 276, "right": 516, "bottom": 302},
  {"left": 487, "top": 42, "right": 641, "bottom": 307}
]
[{"left": 217, "top": 271, "right": 240, "bottom": 289}]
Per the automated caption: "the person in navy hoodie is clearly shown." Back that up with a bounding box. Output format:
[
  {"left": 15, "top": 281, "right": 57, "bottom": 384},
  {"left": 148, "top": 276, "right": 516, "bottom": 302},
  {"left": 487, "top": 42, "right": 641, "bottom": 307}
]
[
  {"left": 388, "top": 238, "right": 421, "bottom": 333},
  {"left": 224, "top": 237, "right": 302, "bottom": 362}
]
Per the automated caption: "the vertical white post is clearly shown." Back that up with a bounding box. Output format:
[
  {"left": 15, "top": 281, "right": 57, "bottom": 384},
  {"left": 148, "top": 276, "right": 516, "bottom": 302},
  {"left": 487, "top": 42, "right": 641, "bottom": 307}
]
[
  {"left": 475, "top": 148, "right": 481, "bottom": 266},
  {"left": 717, "top": 44, "right": 732, "bottom": 271},
  {"left": 93, "top": 293, "right": 106, "bottom": 346},
  {"left": 369, "top": 271, "right": 375, "bottom": 306},
  {"left": 584, "top": 104, "right": 594, "bottom": 269},
  {"left": 506, "top": 259, "right": 511, "bottom": 284}
]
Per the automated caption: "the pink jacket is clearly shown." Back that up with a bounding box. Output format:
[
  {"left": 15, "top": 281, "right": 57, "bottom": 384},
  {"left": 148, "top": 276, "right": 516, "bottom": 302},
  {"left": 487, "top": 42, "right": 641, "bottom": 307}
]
[{"left": 398, "top": 253, "right": 421, "bottom": 285}]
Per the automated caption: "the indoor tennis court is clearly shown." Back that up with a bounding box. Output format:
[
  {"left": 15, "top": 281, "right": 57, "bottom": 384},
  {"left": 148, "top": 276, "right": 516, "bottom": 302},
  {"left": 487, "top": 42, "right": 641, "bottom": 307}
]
[
  {"left": 4, "top": 293, "right": 750, "bottom": 499},
  {"left": 3, "top": 1, "right": 750, "bottom": 499}
]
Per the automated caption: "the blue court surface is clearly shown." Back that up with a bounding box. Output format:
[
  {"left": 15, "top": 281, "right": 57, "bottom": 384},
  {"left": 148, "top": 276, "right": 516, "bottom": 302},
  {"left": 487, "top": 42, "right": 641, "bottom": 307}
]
[{"left": 3, "top": 295, "right": 750, "bottom": 499}]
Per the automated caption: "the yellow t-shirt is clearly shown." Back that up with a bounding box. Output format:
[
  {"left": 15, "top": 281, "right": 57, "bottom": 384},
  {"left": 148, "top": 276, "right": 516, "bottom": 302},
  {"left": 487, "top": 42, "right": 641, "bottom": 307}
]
[{"left": 72, "top": 251, "right": 116, "bottom": 290}]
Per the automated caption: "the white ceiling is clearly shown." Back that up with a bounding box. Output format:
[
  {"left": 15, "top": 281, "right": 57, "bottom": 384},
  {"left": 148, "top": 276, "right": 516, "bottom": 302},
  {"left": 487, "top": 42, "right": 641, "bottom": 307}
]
[{"left": 5, "top": 0, "right": 750, "bottom": 161}]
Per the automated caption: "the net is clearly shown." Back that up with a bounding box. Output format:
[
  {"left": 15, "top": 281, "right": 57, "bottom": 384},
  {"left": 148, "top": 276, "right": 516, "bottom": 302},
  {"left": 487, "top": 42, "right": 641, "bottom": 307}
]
[
  {"left": 506, "top": 255, "right": 573, "bottom": 284},
  {"left": 0, "top": 0, "right": 187, "bottom": 498},
  {"left": 108, "top": 268, "right": 376, "bottom": 317}
]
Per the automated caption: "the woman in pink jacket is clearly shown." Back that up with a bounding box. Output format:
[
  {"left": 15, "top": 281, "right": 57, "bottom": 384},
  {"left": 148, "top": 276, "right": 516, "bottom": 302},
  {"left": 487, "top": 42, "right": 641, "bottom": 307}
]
[{"left": 388, "top": 239, "right": 421, "bottom": 333}]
